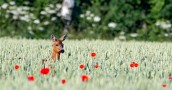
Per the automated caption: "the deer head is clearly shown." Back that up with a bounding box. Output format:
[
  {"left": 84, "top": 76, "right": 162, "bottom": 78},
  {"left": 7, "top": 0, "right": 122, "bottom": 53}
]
[{"left": 51, "top": 34, "right": 67, "bottom": 61}]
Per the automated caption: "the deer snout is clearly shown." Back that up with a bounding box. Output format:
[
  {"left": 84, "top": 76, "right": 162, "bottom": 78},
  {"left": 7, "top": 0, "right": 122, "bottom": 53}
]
[{"left": 60, "top": 49, "right": 64, "bottom": 53}]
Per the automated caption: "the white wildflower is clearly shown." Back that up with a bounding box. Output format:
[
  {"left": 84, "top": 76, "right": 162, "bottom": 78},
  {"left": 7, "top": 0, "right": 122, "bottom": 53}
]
[
  {"left": 12, "top": 15, "right": 18, "bottom": 20},
  {"left": 93, "top": 16, "right": 101, "bottom": 22},
  {"left": 92, "top": 24, "right": 96, "bottom": 27},
  {"left": 130, "top": 33, "right": 138, "bottom": 38},
  {"left": 1, "top": 3, "right": 8, "bottom": 9},
  {"left": 120, "top": 31, "right": 125, "bottom": 35},
  {"left": 80, "top": 14, "right": 84, "bottom": 18},
  {"left": 56, "top": 4, "right": 61, "bottom": 9},
  {"left": 20, "top": 16, "right": 26, "bottom": 21},
  {"left": 9, "top": 10, "right": 19, "bottom": 16},
  {"left": 47, "top": 10, "right": 56, "bottom": 14},
  {"left": 90, "top": 13, "right": 94, "bottom": 17},
  {"left": 20, "top": 15, "right": 30, "bottom": 22},
  {"left": 20, "top": 10, "right": 27, "bottom": 15},
  {"left": 9, "top": 1, "right": 15, "bottom": 5},
  {"left": 33, "top": 19, "right": 40, "bottom": 24},
  {"left": 43, "top": 21, "right": 49, "bottom": 25},
  {"left": 9, "top": 6, "right": 16, "bottom": 9},
  {"left": 10, "top": 10, "right": 17, "bottom": 15},
  {"left": 40, "top": 11, "right": 47, "bottom": 15},
  {"left": 45, "top": 7, "right": 50, "bottom": 11},
  {"left": 86, "top": 10, "right": 91, "bottom": 16},
  {"left": 155, "top": 21, "right": 160, "bottom": 26},
  {"left": 16, "top": 7, "right": 22, "bottom": 13},
  {"left": 29, "top": 30, "right": 34, "bottom": 35},
  {"left": 23, "top": 6, "right": 30, "bottom": 11},
  {"left": 49, "top": 4, "right": 54, "bottom": 8},
  {"left": 108, "top": 22, "right": 117, "bottom": 28},
  {"left": 28, "top": 26, "right": 32, "bottom": 30},
  {"left": 51, "top": 17, "right": 57, "bottom": 21},
  {"left": 6, "top": 10, "right": 10, "bottom": 13},
  {"left": 118, "top": 36, "right": 126, "bottom": 40},
  {"left": 161, "top": 23, "right": 171, "bottom": 30},
  {"left": 89, "top": 31, "right": 94, "bottom": 34},
  {"left": 5, "top": 14, "right": 9, "bottom": 18},
  {"left": 86, "top": 16, "right": 91, "bottom": 21},
  {"left": 164, "top": 33, "right": 169, "bottom": 37},
  {"left": 38, "top": 27, "right": 44, "bottom": 31},
  {"left": 29, "top": 13, "right": 35, "bottom": 19},
  {"left": 155, "top": 20, "right": 172, "bottom": 30}
]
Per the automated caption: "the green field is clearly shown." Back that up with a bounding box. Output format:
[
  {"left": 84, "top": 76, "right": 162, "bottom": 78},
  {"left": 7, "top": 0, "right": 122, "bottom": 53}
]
[{"left": 0, "top": 38, "right": 172, "bottom": 90}]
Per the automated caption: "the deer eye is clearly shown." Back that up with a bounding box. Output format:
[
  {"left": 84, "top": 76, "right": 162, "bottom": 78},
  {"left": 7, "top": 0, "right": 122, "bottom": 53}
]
[{"left": 56, "top": 44, "right": 59, "bottom": 46}]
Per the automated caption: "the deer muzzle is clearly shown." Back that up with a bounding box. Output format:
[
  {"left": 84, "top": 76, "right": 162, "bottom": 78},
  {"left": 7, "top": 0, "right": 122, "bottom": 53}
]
[{"left": 60, "top": 49, "right": 65, "bottom": 53}]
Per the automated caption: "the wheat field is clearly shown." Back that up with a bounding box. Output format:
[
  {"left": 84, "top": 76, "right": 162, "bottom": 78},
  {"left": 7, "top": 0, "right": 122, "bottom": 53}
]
[{"left": 0, "top": 38, "right": 172, "bottom": 90}]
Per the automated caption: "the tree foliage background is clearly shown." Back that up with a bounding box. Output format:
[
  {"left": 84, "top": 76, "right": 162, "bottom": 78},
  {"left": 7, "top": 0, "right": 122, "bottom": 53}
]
[{"left": 0, "top": 0, "right": 172, "bottom": 41}]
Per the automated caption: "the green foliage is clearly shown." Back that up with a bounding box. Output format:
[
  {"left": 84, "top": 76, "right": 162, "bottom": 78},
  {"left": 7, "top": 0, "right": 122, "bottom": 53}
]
[
  {"left": 149, "top": 0, "right": 165, "bottom": 19},
  {"left": 0, "top": 0, "right": 172, "bottom": 41}
]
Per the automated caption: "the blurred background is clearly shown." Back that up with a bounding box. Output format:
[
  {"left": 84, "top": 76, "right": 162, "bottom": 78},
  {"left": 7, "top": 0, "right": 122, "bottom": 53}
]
[{"left": 0, "top": 0, "right": 172, "bottom": 41}]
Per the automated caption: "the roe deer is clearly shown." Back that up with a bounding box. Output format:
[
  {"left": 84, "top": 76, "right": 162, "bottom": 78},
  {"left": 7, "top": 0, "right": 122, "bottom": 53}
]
[{"left": 51, "top": 34, "right": 67, "bottom": 61}]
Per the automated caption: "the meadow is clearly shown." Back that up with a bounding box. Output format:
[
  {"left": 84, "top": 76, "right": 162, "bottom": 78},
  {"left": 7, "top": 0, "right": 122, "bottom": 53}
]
[{"left": 0, "top": 38, "right": 172, "bottom": 90}]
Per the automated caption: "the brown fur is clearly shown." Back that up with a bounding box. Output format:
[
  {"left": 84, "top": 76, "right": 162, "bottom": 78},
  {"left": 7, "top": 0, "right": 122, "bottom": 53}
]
[{"left": 51, "top": 34, "right": 66, "bottom": 61}]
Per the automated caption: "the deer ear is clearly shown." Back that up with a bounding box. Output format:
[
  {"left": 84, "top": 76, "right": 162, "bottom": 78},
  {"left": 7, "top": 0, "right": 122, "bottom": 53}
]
[
  {"left": 59, "top": 34, "right": 67, "bottom": 41},
  {"left": 51, "top": 34, "right": 56, "bottom": 41}
]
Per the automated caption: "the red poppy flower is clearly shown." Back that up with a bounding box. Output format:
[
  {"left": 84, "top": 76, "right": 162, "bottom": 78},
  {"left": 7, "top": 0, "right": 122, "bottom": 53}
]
[
  {"left": 14, "top": 65, "right": 20, "bottom": 70},
  {"left": 162, "top": 84, "right": 167, "bottom": 88},
  {"left": 169, "top": 76, "right": 172, "bottom": 80},
  {"left": 94, "top": 64, "right": 99, "bottom": 68},
  {"left": 28, "top": 75, "right": 34, "bottom": 81},
  {"left": 91, "top": 52, "right": 96, "bottom": 57},
  {"left": 40, "top": 68, "right": 50, "bottom": 75},
  {"left": 80, "top": 64, "right": 85, "bottom": 69},
  {"left": 81, "top": 75, "right": 89, "bottom": 82},
  {"left": 130, "top": 62, "right": 139, "bottom": 68},
  {"left": 130, "top": 63, "right": 134, "bottom": 68},
  {"left": 61, "top": 79, "right": 66, "bottom": 84},
  {"left": 134, "top": 63, "right": 139, "bottom": 67}
]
